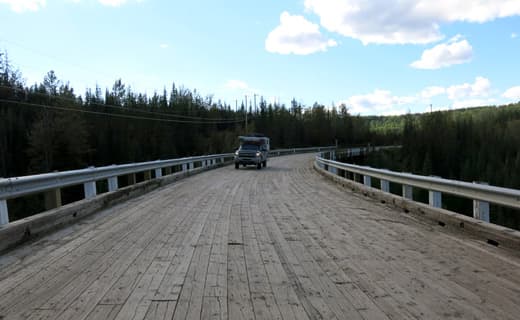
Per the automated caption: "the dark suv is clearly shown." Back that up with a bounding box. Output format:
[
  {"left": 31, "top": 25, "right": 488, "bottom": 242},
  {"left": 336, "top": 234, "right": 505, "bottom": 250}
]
[{"left": 234, "top": 141, "right": 268, "bottom": 169}]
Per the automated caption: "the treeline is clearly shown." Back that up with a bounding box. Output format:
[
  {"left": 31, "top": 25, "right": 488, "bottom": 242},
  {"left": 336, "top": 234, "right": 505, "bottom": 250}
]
[
  {"left": 357, "top": 105, "right": 520, "bottom": 229},
  {"left": 1, "top": 52, "right": 393, "bottom": 178},
  {"left": 360, "top": 105, "right": 520, "bottom": 190},
  {"left": 403, "top": 106, "right": 520, "bottom": 189}
]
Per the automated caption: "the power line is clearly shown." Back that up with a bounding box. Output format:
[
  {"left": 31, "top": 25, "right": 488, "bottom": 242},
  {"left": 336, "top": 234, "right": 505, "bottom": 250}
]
[
  {"left": 0, "top": 85, "right": 243, "bottom": 122},
  {"left": 0, "top": 39, "right": 240, "bottom": 113},
  {"left": 0, "top": 99, "right": 246, "bottom": 125},
  {"left": 0, "top": 38, "right": 117, "bottom": 84}
]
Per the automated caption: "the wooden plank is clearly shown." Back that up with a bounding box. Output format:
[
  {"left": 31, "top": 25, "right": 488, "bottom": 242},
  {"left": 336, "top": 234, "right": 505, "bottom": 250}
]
[
  {"left": 85, "top": 305, "right": 122, "bottom": 320},
  {"left": 0, "top": 197, "right": 151, "bottom": 296},
  {"left": 200, "top": 184, "right": 239, "bottom": 319},
  {"left": 1, "top": 154, "right": 520, "bottom": 320},
  {"left": 143, "top": 301, "right": 176, "bottom": 320},
  {"left": 241, "top": 181, "right": 283, "bottom": 320},
  {"left": 260, "top": 199, "right": 338, "bottom": 320},
  {"left": 252, "top": 203, "right": 310, "bottom": 320},
  {"left": 226, "top": 180, "right": 255, "bottom": 320},
  {"left": 291, "top": 165, "right": 520, "bottom": 319},
  {"left": 290, "top": 169, "right": 465, "bottom": 319},
  {"left": 54, "top": 199, "right": 192, "bottom": 320},
  {"left": 172, "top": 189, "right": 230, "bottom": 320},
  {"left": 112, "top": 191, "right": 221, "bottom": 319},
  {"left": 1, "top": 203, "right": 162, "bottom": 318},
  {"left": 100, "top": 189, "right": 210, "bottom": 309}
]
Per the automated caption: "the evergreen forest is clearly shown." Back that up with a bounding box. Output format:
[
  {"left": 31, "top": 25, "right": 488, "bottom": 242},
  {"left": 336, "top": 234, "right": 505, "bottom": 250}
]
[
  {"left": 1, "top": 52, "right": 395, "bottom": 179},
  {"left": 2, "top": 52, "right": 520, "bottom": 227}
]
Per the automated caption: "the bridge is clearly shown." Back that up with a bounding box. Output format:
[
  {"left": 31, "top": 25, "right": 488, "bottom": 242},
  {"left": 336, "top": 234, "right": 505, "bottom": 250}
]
[{"left": 1, "top": 151, "right": 520, "bottom": 319}]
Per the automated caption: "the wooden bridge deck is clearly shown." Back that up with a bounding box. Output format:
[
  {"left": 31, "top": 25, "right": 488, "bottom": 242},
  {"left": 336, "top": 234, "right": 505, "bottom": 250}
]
[{"left": 1, "top": 154, "right": 519, "bottom": 320}]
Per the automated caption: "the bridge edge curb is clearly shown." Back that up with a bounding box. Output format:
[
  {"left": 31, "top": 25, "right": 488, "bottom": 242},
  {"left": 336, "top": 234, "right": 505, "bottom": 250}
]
[
  {"left": 314, "top": 162, "right": 520, "bottom": 253},
  {"left": 0, "top": 163, "right": 229, "bottom": 254}
]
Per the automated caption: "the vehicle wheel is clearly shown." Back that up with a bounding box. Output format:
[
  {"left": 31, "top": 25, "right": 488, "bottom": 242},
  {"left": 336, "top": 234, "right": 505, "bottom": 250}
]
[
  {"left": 242, "top": 164, "right": 246, "bottom": 167},
  {"left": 235, "top": 163, "right": 239, "bottom": 169},
  {"left": 262, "top": 161, "right": 266, "bottom": 167},
  {"left": 257, "top": 163, "right": 262, "bottom": 170}
]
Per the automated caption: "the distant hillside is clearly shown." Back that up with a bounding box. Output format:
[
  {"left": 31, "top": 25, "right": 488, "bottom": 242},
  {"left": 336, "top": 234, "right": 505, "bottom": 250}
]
[{"left": 365, "top": 104, "right": 520, "bottom": 134}]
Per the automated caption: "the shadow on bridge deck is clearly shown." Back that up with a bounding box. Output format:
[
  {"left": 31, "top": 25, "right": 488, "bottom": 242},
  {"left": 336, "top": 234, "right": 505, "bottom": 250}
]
[{"left": 1, "top": 153, "right": 519, "bottom": 319}]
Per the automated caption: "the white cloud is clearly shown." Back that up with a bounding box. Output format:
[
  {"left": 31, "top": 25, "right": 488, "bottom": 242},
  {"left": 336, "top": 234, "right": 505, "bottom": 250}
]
[
  {"left": 446, "top": 76, "right": 491, "bottom": 100},
  {"left": 451, "top": 98, "right": 495, "bottom": 109},
  {"left": 421, "top": 86, "right": 446, "bottom": 98},
  {"left": 159, "top": 44, "right": 169, "bottom": 49},
  {"left": 303, "top": 0, "right": 520, "bottom": 45},
  {"left": 225, "top": 80, "right": 250, "bottom": 91},
  {"left": 343, "top": 89, "right": 416, "bottom": 115},
  {"left": 339, "top": 77, "right": 499, "bottom": 115},
  {"left": 381, "top": 109, "right": 408, "bottom": 116},
  {"left": 503, "top": 86, "right": 520, "bottom": 100},
  {"left": 98, "top": 0, "right": 128, "bottom": 7},
  {"left": 266, "top": 11, "right": 337, "bottom": 55},
  {"left": 0, "top": 0, "right": 45, "bottom": 12},
  {"left": 512, "top": 33, "right": 518, "bottom": 39},
  {"left": 411, "top": 36, "right": 473, "bottom": 69}
]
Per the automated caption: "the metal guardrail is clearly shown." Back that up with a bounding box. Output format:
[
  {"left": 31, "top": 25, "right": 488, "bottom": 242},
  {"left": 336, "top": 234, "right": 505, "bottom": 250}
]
[
  {"left": 0, "top": 147, "right": 335, "bottom": 225},
  {"left": 316, "top": 150, "right": 520, "bottom": 223},
  {"left": 270, "top": 146, "right": 336, "bottom": 157}
]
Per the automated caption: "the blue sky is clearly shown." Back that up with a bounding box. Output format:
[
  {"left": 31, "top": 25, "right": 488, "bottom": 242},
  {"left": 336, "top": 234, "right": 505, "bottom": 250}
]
[{"left": 1, "top": 0, "right": 519, "bottom": 115}]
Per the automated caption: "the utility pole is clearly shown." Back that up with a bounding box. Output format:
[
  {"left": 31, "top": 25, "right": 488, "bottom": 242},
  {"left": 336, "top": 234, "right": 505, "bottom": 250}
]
[
  {"left": 245, "top": 95, "right": 248, "bottom": 133},
  {"left": 430, "top": 104, "right": 433, "bottom": 113},
  {"left": 254, "top": 94, "right": 258, "bottom": 113}
]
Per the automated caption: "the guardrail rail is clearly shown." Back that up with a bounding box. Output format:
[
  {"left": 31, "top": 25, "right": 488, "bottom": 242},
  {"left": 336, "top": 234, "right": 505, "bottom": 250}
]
[
  {"left": 0, "top": 146, "right": 335, "bottom": 225},
  {"left": 315, "top": 149, "right": 520, "bottom": 224}
]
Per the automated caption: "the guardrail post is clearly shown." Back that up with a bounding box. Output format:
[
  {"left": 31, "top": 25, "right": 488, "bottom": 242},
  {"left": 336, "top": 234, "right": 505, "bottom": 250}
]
[
  {"left": 0, "top": 199, "right": 9, "bottom": 225},
  {"left": 428, "top": 190, "right": 442, "bottom": 208},
  {"left": 108, "top": 176, "right": 118, "bottom": 192},
  {"left": 182, "top": 163, "right": 187, "bottom": 171},
  {"left": 84, "top": 181, "right": 97, "bottom": 199},
  {"left": 189, "top": 162, "right": 194, "bottom": 170},
  {"left": 473, "top": 182, "right": 490, "bottom": 222},
  {"left": 380, "top": 180, "right": 390, "bottom": 192},
  {"left": 221, "top": 157, "right": 225, "bottom": 164},
  {"left": 363, "top": 176, "right": 371, "bottom": 187},
  {"left": 155, "top": 168, "right": 162, "bottom": 178},
  {"left": 44, "top": 188, "right": 62, "bottom": 210},
  {"left": 473, "top": 199, "right": 490, "bottom": 223},
  {"left": 402, "top": 185, "right": 413, "bottom": 200}
]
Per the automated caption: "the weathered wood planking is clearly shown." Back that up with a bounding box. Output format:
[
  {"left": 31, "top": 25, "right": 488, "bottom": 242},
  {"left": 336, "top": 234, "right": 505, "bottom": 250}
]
[{"left": 0, "top": 154, "right": 519, "bottom": 320}]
